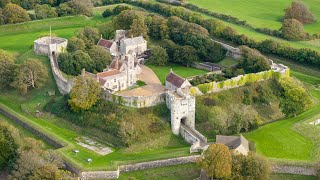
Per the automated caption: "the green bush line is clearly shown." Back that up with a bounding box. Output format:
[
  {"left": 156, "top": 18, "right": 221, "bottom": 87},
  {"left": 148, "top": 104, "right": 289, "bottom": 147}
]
[
  {"left": 116, "top": 0, "right": 320, "bottom": 67},
  {"left": 197, "top": 70, "right": 282, "bottom": 94}
]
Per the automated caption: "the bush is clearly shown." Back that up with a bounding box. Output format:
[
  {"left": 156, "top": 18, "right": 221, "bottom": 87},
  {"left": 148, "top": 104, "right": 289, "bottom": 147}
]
[
  {"left": 239, "top": 46, "right": 271, "bottom": 73},
  {"left": 148, "top": 46, "right": 168, "bottom": 66},
  {"left": 281, "top": 19, "right": 306, "bottom": 41},
  {"left": 284, "top": 1, "right": 316, "bottom": 24}
]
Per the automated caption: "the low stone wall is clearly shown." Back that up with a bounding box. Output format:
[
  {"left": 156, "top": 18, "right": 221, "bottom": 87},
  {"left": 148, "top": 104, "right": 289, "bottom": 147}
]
[
  {"left": 192, "top": 62, "right": 222, "bottom": 73},
  {"left": 0, "top": 106, "right": 64, "bottom": 149},
  {"left": 272, "top": 165, "right": 317, "bottom": 176},
  {"left": 119, "top": 155, "right": 199, "bottom": 172},
  {"left": 103, "top": 90, "right": 166, "bottom": 108},
  {"left": 50, "top": 54, "right": 73, "bottom": 95},
  {"left": 80, "top": 170, "right": 120, "bottom": 180},
  {"left": 193, "top": 64, "right": 290, "bottom": 95}
]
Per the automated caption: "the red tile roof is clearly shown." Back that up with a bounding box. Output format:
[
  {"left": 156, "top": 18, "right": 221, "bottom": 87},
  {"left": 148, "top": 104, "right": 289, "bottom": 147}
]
[
  {"left": 109, "top": 59, "right": 123, "bottom": 70},
  {"left": 97, "top": 39, "right": 113, "bottom": 48},
  {"left": 97, "top": 69, "right": 121, "bottom": 78},
  {"left": 166, "top": 71, "right": 185, "bottom": 88}
]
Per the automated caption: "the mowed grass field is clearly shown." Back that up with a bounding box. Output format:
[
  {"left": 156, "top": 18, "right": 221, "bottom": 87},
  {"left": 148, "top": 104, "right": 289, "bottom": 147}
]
[
  {"left": 0, "top": 6, "right": 113, "bottom": 54},
  {"left": 244, "top": 73, "right": 320, "bottom": 161},
  {"left": 183, "top": 1, "right": 320, "bottom": 52},
  {"left": 188, "top": 0, "right": 320, "bottom": 34}
]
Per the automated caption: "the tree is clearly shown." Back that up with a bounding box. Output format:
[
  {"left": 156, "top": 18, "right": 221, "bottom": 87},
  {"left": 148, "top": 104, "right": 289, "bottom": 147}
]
[
  {"left": 67, "top": 36, "right": 86, "bottom": 52},
  {"left": 232, "top": 153, "right": 271, "bottom": 180},
  {"left": 77, "top": 27, "right": 100, "bottom": 49},
  {"left": 68, "top": 75, "right": 101, "bottom": 111},
  {"left": 88, "top": 45, "right": 112, "bottom": 72},
  {"left": 112, "top": 10, "right": 145, "bottom": 30},
  {"left": 197, "top": 143, "right": 232, "bottom": 179},
  {"left": 72, "top": 50, "right": 93, "bottom": 74},
  {"left": 173, "top": 45, "right": 199, "bottom": 67},
  {"left": 18, "top": 0, "right": 41, "bottom": 10},
  {"left": 129, "top": 17, "right": 148, "bottom": 39},
  {"left": 0, "top": 49, "right": 17, "bottom": 89},
  {"left": 0, "top": 122, "right": 19, "bottom": 171},
  {"left": 112, "top": 5, "right": 131, "bottom": 15},
  {"left": 239, "top": 46, "right": 271, "bottom": 73},
  {"left": 98, "top": 21, "right": 115, "bottom": 40},
  {"left": 56, "top": 2, "right": 73, "bottom": 16},
  {"left": 68, "top": 0, "right": 93, "bottom": 17},
  {"left": 0, "top": 0, "right": 10, "bottom": 8},
  {"left": 281, "top": 19, "right": 306, "bottom": 40},
  {"left": 34, "top": 4, "right": 57, "bottom": 19},
  {"left": 284, "top": 1, "right": 316, "bottom": 24},
  {"left": 279, "top": 77, "right": 312, "bottom": 117},
  {"left": 57, "top": 52, "right": 75, "bottom": 75},
  {"left": 3, "top": 3, "right": 30, "bottom": 24},
  {"left": 148, "top": 46, "right": 168, "bottom": 66},
  {"left": 11, "top": 59, "right": 48, "bottom": 94}
]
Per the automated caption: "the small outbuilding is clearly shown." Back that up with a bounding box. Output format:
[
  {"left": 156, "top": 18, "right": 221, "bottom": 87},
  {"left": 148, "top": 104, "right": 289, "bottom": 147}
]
[
  {"left": 216, "top": 135, "right": 249, "bottom": 155},
  {"left": 165, "top": 69, "right": 191, "bottom": 91}
]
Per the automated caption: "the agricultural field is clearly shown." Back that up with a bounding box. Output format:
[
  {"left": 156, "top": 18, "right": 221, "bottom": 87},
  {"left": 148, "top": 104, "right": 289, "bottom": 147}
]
[
  {"left": 184, "top": 1, "right": 320, "bottom": 52},
  {"left": 188, "top": 0, "right": 320, "bottom": 34}
]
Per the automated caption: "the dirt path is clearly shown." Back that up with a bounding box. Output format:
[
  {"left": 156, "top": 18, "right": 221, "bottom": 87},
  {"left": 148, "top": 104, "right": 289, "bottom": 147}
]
[{"left": 117, "top": 65, "right": 166, "bottom": 97}]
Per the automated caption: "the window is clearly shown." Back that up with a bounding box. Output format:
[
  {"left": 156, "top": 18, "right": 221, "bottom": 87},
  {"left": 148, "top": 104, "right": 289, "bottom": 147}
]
[
  {"left": 107, "top": 83, "right": 109, "bottom": 87},
  {"left": 114, "top": 79, "right": 116, "bottom": 83},
  {"left": 113, "top": 85, "right": 117, "bottom": 89},
  {"left": 122, "top": 83, "right": 124, "bottom": 87}
]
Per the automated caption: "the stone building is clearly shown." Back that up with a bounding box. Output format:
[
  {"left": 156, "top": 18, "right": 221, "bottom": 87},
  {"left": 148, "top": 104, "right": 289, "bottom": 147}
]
[
  {"left": 98, "top": 30, "right": 147, "bottom": 56},
  {"left": 165, "top": 70, "right": 195, "bottom": 135},
  {"left": 34, "top": 36, "right": 67, "bottom": 56},
  {"left": 216, "top": 135, "right": 250, "bottom": 155},
  {"left": 85, "top": 52, "right": 142, "bottom": 93}
]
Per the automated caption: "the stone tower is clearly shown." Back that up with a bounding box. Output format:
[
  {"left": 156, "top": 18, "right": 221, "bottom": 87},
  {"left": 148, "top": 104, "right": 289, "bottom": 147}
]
[{"left": 165, "top": 71, "right": 195, "bottom": 135}]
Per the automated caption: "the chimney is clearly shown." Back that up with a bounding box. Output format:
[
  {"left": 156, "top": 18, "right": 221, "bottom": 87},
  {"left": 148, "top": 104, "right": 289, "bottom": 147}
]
[{"left": 81, "top": 68, "right": 86, "bottom": 76}]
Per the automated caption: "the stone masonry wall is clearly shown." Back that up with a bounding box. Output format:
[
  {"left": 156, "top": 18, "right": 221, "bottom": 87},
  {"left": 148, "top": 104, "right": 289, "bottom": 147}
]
[
  {"left": 50, "top": 54, "right": 74, "bottom": 95},
  {"left": 103, "top": 90, "right": 166, "bottom": 108}
]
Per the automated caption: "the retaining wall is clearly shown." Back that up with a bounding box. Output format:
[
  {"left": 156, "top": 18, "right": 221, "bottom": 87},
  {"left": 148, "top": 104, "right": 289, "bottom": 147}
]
[
  {"left": 272, "top": 165, "right": 317, "bottom": 176},
  {"left": 103, "top": 90, "right": 166, "bottom": 108},
  {"left": 49, "top": 54, "right": 73, "bottom": 95}
]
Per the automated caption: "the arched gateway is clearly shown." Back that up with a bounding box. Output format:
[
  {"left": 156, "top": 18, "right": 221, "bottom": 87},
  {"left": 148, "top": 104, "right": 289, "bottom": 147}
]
[{"left": 165, "top": 70, "right": 207, "bottom": 152}]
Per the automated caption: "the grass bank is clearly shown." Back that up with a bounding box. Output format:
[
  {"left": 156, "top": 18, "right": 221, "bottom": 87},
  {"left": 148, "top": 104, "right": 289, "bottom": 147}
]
[{"left": 244, "top": 72, "right": 320, "bottom": 162}]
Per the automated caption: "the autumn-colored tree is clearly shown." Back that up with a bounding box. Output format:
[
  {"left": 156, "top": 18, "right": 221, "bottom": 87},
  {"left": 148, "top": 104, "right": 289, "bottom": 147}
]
[
  {"left": 197, "top": 143, "right": 232, "bottom": 179},
  {"left": 68, "top": 75, "right": 101, "bottom": 111},
  {"left": 0, "top": 49, "right": 17, "bottom": 89},
  {"left": 281, "top": 19, "right": 306, "bottom": 40},
  {"left": 34, "top": 4, "right": 57, "bottom": 19},
  {"left": 3, "top": 3, "right": 30, "bottom": 24},
  {"left": 129, "top": 17, "right": 148, "bottom": 39},
  {"left": 284, "top": 1, "right": 316, "bottom": 24},
  {"left": 11, "top": 59, "right": 48, "bottom": 94}
]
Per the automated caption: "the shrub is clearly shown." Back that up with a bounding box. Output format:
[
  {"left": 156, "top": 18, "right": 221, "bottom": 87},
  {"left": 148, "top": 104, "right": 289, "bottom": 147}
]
[
  {"left": 281, "top": 19, "right": 306, "bottom": 40},
  {"left": 284, "top": 1, "right": 316, "bottom": 24}
]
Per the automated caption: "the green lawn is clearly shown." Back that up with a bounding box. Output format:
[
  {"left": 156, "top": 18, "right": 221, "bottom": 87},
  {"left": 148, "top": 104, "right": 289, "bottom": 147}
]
[
  {"left": 0, "top": 11, "right": 110, "bottom": 54},
  {"left": 147, "top": 63, "right": 208, "bottom": 84},
  {"left": 217, "top": 57, "right": 238, "bottom": 67},
  {"left": 271, "top": 173, "right": 317, "bottom": 180},
  {"left": 188, "top": 0, "right": 320, "bottom": 34},
  {"left": 119, "top": 163, "right": 200, "bottom": 180},
  {"left": 244, "top": 72, "right": 320, "bottom": 161}
]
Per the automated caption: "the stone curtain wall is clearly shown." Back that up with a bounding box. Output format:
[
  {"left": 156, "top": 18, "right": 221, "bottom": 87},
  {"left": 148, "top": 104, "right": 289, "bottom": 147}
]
[
  {"left": 192, "top": 66, "right": 290, "bottom": 95},
  {"left": 49, "top": 54, "right": 73, "bottom": 95},
  {"left": 212, "top": 39, "right": 242, "bottom": 59},
  {"left": 80, "top": 170, "right": 120, "bottom": 180},
  {"left": 103, "top": 90, "right": 166, "bottom": 108},
  {"left": 119, "top": 155, "right": 199, "bottom": 172}
]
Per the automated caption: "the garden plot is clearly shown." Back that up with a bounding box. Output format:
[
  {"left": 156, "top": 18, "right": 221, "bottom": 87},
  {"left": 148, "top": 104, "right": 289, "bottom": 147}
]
[{"left": 75, "top": 137, "right": 113, "bottom": 156}]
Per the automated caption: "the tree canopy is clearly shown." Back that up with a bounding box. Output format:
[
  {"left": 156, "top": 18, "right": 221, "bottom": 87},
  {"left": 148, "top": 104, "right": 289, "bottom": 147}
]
[
  {"left": 148, "top": 46, "right": 168, "bottom": 66},
  {"left": 11, "top": 59, "right": 48, "bottom": 94},
  {"left": 68, "top": 75, "right": 101, "bottom": 111},
  {"left": 284, "top": 1, "right": 316, "bottom": 24},
  {"left": 3, "top": 3, "right": 30, "bottom": 24},
  {"left": 0, "top": 49, "right": 16, "bottom": 89},
  {"left": 239, "top": 46, "right": 271, "bottom": 73},
  {"left": 281, "top": 18, "right": 306, "bottom": 41},
  {"left": 197, "top": 143, "right": 232, "bottom": 179}
]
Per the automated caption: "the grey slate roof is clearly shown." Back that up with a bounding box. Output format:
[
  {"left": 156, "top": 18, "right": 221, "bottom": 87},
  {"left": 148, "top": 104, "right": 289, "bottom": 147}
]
[
  {"left": 216, "top": 135, "right": 249, "bottom": 151},
  {"left": 122, "top": 36, "right": 145, "bottom": 46}
]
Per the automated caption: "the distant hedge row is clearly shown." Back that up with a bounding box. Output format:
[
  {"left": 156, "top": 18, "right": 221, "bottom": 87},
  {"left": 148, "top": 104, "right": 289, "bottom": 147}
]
[{"left": 122, "top": 0, "right": 320, "bottom": 68}]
